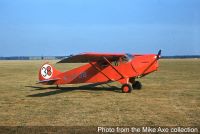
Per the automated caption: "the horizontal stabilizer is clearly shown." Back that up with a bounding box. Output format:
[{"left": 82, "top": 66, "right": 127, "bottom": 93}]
[{"left": 37, "top": 78, "right": 60, "bottom": 85}]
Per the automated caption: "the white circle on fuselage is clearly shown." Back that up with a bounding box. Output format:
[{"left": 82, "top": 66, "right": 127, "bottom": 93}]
[{"left": 41, "top": 64, "right": 53, "bottom": 79}]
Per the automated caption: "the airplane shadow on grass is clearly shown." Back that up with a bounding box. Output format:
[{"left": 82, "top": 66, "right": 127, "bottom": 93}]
[{"left": 26, "top": 83, "right": 121, "bottom": 97}]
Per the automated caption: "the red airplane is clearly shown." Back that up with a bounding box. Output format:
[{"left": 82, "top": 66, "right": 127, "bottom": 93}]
[{"left": 38, "top": 50, "right": 161, "bottom": 93}]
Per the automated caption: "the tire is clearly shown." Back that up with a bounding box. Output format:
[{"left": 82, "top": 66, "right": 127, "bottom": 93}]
[
  {"left": 121, "top": 84, "right": 133, "bottom": 93},
  {"left": 132, "top": 81, "right": 142, "bottom": 90}
]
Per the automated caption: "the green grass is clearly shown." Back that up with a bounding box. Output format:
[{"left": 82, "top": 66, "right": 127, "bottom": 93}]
[{"left": 0, "top": 59, "right": 199, "bottom": 126}]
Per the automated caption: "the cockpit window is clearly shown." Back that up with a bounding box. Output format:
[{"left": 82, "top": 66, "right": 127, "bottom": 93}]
[
  {"left": 99, "top": 54, "right": 134, "bottom": 67},
  {"left": 122, "top": 53, "right": 133, "bottom": 62}
]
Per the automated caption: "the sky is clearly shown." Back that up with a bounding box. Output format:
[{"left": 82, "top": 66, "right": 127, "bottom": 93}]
[{"left": 0, "top": 0, "right": 199, "bottom": 56}]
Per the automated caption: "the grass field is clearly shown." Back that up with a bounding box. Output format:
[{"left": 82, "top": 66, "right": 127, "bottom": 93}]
[{"left": 0, "top": 59, "right": 199, "bottom": 126}]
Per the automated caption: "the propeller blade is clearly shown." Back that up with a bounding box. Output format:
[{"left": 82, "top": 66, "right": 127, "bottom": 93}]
[{"left": 157, "top": 49, "right": 162, "bottom": 60}]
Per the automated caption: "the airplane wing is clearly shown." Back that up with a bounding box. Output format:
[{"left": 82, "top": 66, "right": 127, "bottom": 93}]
[{"left": 57, "top": 52, "right": 126, "bottom": 63}]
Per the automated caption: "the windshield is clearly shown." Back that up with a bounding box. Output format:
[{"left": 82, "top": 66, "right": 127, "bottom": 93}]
[{"left": 122, "top": 53, "right": 133, "bottom": 62}]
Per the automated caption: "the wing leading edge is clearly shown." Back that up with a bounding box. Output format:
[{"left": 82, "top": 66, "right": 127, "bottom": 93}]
[{"left": 57, "top": 52, "right": 126, "bottom": 63}]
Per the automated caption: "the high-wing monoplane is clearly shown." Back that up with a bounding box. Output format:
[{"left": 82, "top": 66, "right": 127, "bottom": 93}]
[{"left": 38, "top": 50, "right": 161, "bottom": 93}]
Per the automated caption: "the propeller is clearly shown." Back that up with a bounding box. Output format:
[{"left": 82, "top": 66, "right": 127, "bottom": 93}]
[{"left": 156, "top": 49, "right": 162, "bottom": 60}]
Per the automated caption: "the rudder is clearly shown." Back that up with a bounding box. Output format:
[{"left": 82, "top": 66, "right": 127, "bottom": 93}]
[{"left": 39, "top": 63, "right": 61, "bottom": 81}]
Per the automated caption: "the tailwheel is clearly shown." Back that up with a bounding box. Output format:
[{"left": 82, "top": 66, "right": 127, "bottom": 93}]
[
  {"left": 132, "top": 81, "right": 142, "bottom": 90},
  {"left": 121, "top": 83, "right": 133, "bottom": 93}
]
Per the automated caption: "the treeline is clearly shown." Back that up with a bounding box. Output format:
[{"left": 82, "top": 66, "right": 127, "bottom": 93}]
[
  {"left": 0, "top": 55, "right": 200, "bottom": 60},
  {"left": 162, "top": 55, "right": 200, "bottom": 59},
  {"left": 0, "top": 56, "right": 64, "bottom": 60}
]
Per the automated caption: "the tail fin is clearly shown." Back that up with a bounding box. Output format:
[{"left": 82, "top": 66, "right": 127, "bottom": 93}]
[{"left": 38, "top": 63, "right": 61, "bottom": 83}]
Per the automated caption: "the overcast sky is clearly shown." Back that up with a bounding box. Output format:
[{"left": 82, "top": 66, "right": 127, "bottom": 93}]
[{"left": 0, "top": 0, "right": 199, "bottom": 56}]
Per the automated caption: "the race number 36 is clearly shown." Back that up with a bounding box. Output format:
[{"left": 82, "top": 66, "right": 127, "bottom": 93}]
[{"left": 41, "top": 64, "right": 53, "bottom": 79}]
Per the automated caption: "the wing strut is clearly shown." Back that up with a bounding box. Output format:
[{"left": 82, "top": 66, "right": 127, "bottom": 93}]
[
  {"left": 131, "top": 63, "right": 139, "bottom": 76},
  {"left": 103, "top": 57, "right": 125, "bottom": 78},
  {"left": 140, "top": 59, "right": 157, "bottom": 77},
  {"left": 89, "top": 62, "right": 113, "bottom": 81}
]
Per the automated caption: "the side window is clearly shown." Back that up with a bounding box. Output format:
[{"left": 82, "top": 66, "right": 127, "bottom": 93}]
[
  {"left": 122, "top": 56, "right": 129, "bottom": 63},
  {"left": 100, "top": 62, "right": 109, "bottom": 67},
  {"left": 100, "top": 60, "right": 120, "bottom": 67},
  {"left": 111, "top": 61, "right": 120, "bottom": 66}
]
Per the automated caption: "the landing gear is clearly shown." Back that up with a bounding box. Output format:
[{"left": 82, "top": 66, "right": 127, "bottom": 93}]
[
  {"left": 132, "top": 81, "right": 142, "bottom": 90},
  {"left": 121, "top": 83, "right": 133, "bottom": 93},
  {"left": 120, "top": 78, "right": 142, "bottom": 93}
]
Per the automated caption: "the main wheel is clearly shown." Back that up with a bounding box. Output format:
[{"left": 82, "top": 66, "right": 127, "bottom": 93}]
[
  {"left": 132, "top": 81, "right": 142, "bottom": 90},
  {"left": 121, "top": 84, "right": 133, "bottom": 93}
]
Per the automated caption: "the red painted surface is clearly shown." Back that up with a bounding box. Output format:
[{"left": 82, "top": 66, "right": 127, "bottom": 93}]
[
  {"left": 123, "top": 86, "right": 129, "bottom": 93},
  {"left": 38, "top": 52, "right": 160, "bottom": 86}
]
